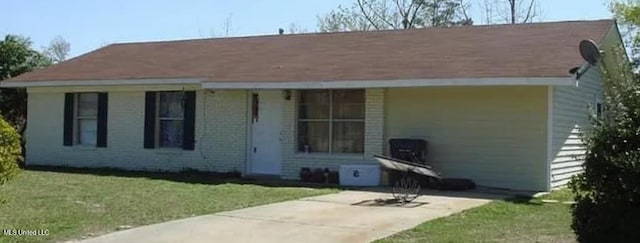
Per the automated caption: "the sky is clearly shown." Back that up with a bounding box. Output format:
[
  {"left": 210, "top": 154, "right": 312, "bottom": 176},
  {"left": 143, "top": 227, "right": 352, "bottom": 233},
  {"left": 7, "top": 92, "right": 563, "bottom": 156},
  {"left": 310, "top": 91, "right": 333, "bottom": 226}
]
[{"left": 2, "top": 0, "right": 612, "bottom": 58}]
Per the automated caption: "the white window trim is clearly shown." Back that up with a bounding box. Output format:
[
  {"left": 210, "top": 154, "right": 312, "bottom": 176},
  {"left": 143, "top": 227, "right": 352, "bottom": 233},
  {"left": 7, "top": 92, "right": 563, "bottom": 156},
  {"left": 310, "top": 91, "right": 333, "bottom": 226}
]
[
  {"left": 297, "top": 89, "right": 365, "bottom": 154},
  {"left": 75, "top": 92, "right": 98, "bottom": 146},
  {"left": 155, "top": 91, "right": 185, "bottom": 148}
]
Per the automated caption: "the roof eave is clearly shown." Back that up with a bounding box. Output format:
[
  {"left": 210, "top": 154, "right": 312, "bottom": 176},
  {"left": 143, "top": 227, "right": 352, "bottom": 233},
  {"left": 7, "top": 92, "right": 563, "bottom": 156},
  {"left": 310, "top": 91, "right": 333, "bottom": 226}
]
[
  {"left": 0, "top": 76, "right": 575, "bottom": 88},
  {"left": 0, "top": 78, "right": 206, "bottom": 88},
  {"left": 200, "top": 77, "right": 576, "bottom": 89}
]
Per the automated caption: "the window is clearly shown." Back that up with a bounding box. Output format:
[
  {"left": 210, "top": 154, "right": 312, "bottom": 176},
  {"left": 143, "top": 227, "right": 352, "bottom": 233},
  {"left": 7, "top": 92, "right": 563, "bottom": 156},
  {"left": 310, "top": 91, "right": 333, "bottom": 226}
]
[
  {"left": 297, "top": 89, "right": 365, "bottom": 154},
  {"left": 143, "top": 91, "right": 195, "bottom": 150},
  {"left": 596, "top": 101, "right": 603, "bottom": 118},
  {"left": 595, "top": 96, "right": 605, "bottom": 119},
  {"left": 76, "top": 93, "right": 98, "bottom": 145},
  {"left": 157, "top": 91, "right": 184, "bottom": 148},
  {"left": 64, "top": 92, "right": 107, "bottom": 147}
]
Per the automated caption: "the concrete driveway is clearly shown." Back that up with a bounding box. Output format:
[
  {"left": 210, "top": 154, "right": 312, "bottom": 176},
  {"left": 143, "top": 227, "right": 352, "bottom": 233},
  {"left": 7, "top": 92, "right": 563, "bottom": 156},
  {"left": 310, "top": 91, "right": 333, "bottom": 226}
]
[{"left": 79, "top": 189, "right": 503, "bottom": 243}]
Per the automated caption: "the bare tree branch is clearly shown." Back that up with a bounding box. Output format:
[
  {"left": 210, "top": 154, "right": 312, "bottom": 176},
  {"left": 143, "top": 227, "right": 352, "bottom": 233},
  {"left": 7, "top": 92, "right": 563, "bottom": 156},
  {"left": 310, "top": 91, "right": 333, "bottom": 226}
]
[
  {"left": 394, "top": 0, "right": 406, "bottom": 18},
  {"left": 522, "top": 0, "right": 537, "bottom": 23},
  {"left": 509, "top": 0, "right": 516, "bottom": 24},
  {"left": 482, "top": 0, "right": 539, "bottom": 24},
  {"left": 373, "top": 5, "right": 400, "bottom": 28},
  {"left": 319, "top": 0, "right": 472, "bottom": 32},
  {"left": 288, "top": 23, "right": 308, "bottom": 34},
  {"left": 407, "top": 0, "right": 425, "bottom": 28},
  {"left": 42, "top": 36, "right": 70, "bottom": 63},
  {"left": 482, "top": 0, "right": 494, "bottom": 24},
  {"left": 458, "top": 0, "right": 471, "bottom": 22},
  {"left": 223, "top": 13, "right": 232, "bottom": 37},
  {"left": 357, "top": 0, "right": 383, "bottom": 30}
]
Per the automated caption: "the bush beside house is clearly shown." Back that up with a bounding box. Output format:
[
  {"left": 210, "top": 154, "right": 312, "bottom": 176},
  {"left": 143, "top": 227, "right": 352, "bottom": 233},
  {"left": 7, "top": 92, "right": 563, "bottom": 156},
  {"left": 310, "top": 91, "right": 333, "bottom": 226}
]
[
  {"left": 0, "top": 115, "right": 20, "bottom": 188},
  {"left": 569, "top": 63, "right": 640, "bottom": 242}
]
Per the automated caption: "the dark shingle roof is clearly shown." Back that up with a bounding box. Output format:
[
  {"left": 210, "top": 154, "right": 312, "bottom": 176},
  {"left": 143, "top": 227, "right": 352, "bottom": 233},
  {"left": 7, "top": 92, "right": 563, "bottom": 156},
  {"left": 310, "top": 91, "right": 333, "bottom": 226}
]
[{"left": 9, "top": 19, "right": 614, "bottom": 83}]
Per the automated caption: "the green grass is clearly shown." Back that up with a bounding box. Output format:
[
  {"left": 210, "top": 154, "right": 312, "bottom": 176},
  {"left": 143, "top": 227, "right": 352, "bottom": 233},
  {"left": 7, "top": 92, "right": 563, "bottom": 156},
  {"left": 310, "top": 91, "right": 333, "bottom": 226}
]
[
  {"left": 378, "top": 190, "right": 576, "bottom": 243},
  {"left": 0, "top": 169, "right": 337, "bottom": 243}
]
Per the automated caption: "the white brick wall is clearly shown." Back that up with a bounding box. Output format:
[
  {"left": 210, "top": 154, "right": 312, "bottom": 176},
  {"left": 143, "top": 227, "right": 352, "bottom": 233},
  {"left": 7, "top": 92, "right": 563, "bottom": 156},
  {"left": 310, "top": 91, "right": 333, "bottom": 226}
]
[
  {"left": 280, "top": 89, "right": 385, "bottom": 180},
  {"left": 26, "top": 86, "right": 385, "bottom": 179},
  {"left": 364, "top": 89, "right": 385, "bottom": 157},
  {"left": 26, "top": 86, "right": 248, "bottom": 173}
]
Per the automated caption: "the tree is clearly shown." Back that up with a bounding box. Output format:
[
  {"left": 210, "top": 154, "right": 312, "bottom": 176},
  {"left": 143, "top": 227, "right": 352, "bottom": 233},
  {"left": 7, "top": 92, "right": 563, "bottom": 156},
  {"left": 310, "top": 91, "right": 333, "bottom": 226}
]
[
  {"left": 318, "top": 5, "right": 374, "bottom": 32},
  {"left": 424, "top": 0, "right": 472, "bottom": 27},
  {"left": 482, "top": 0, "right": 540, "bottom": 24},
  {"left": 43, "top": 36, "right": 70, "bottom": 63},
  {"left": 318, "top": 0, "right": 472, "bottom": 32},
  {"left": 568, "top": 45, "right": 640, "bottom": 241},
  {"left": 613, "top": 0, "right": 640, "bottom": 67},
  {"left": 0, "top": 35, "right": 52, "bottom": 146}
]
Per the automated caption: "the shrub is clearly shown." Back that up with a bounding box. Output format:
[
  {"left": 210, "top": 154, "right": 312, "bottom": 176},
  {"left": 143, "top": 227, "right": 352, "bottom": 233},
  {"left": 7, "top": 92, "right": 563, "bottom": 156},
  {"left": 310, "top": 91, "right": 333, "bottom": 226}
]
[
  {"left": 0, "top": 115, "right": 20, "bottom": 186},
  {"left": 569, "top": 60, "right": 640, "bottom": 242}
]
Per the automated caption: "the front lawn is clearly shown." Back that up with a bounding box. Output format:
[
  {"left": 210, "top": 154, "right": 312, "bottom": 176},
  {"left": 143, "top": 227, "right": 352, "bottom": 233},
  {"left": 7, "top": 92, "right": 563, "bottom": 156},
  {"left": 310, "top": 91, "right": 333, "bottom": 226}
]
[
  {"left": 0, "top": 169, "right": 336, "bottom": 243},
  {"left": 378, "top": 189, "right": 575, "bottom": 243}
]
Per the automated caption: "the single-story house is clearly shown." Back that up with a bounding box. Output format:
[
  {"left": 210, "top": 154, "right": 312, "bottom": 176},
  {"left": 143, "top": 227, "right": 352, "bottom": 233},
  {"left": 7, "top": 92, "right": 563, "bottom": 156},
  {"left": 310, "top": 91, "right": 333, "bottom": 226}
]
[{"left": 1, "top": 19, "right": 626, "bottom": 191}]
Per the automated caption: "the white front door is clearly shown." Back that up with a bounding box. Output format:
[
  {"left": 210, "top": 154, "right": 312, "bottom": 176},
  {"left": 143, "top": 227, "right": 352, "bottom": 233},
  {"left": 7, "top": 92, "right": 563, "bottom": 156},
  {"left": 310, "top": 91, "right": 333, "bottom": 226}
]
[{"left": 250, "top": 90, "right": 283, "bottom": 175}]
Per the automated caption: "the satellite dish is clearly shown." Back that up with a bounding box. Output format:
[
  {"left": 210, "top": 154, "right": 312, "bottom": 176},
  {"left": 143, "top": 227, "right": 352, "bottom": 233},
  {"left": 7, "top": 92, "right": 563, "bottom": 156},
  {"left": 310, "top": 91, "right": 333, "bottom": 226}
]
[
  {"left": 571, "top": 39, "right": 604, "bottom": 80},
  {"left": 579, "top": 39, "right": 602, "bottom": 65}
]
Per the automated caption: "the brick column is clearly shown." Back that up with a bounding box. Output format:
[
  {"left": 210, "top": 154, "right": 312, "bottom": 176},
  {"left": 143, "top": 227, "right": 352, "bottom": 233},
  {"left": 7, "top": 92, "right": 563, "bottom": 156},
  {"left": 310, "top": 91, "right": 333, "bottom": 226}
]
[{"left": 364, "top": 89, "right": 384, "bottom": 158}]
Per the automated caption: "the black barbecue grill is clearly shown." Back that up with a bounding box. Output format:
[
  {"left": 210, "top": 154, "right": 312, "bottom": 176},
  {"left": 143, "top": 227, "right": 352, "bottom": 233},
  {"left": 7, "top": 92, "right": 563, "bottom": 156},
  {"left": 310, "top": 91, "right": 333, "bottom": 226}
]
[
  {"left": 389, "top": 139, "right": 428, "bottom": 164},
  {"left": 376, "top": 138, "right": 475, "bottom": 202}
]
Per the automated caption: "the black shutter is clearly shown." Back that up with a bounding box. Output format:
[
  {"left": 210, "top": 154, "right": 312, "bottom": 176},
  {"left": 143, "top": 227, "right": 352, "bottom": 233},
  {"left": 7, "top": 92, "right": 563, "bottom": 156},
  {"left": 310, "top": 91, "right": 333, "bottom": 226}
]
[
  {"left": 96, "top": 93, "right": 108, "bottom": 147},
  {"left": 144, "top": 92, "right": 156, "bottom": 149},
  {"left": 63, "top": 93, "right": 75, "bottom": 146},
  {"left": 183, "top": 91, "right": 196, "bottom": 150}
]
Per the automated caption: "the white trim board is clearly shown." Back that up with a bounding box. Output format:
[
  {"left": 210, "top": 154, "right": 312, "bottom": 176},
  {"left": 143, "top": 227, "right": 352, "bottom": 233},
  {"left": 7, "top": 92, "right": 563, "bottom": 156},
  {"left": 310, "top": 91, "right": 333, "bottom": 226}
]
[
  {"left": 26, "top": 84, "right": 203, "bottom": 93},
  {"left": 2, "top": 77, "right": 575, "bottom": 89},
  {"left": 202, "top": 77, "right": 575, "bottom": 89},
  {"left": 546, "top": 86, "right": 554, "bottom": 191},
  {"left": 0, "top": 78, "right": 205, "bottom": 88}
]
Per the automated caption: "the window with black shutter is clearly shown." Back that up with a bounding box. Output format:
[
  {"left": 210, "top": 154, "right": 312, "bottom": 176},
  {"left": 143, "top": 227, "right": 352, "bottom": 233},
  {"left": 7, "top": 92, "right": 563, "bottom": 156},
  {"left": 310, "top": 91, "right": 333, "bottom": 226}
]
[
  {"left": 63, "top": 92, "right": 108, "bottom": 147},
  {"left": 144, "top": 91, "right": 195, "bottom": 150}
]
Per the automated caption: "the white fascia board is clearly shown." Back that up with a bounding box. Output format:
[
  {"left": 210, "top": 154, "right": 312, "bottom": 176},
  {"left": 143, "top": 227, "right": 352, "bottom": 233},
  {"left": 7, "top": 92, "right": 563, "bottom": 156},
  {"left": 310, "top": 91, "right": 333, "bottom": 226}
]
[
  {"left": 0, "top": 78, "right": 205, "bottom": 88},
  {"left": 1, "top": 77, "right": 575, "bottom": 89},
  {"left": 546, "top": 86, "right": 554, "bottom": 191},
  {"left": 201, "top": 77, "right": 575, "bottom": 89}
]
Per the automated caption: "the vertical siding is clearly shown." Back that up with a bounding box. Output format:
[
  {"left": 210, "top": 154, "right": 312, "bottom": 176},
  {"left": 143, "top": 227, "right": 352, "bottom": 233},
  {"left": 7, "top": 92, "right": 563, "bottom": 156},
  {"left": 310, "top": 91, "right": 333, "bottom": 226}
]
[
  {"left": 385, "top": 86, "right": 548, "bottom": 191},
  {"left": 26, "top": 86, "right": 248, "bottom": 173},
  {"left": 279, "top": 89, "right": 385, "bottom": 179},
  {"left": 551, "top": 67, "right": 603, "bottom": 188}
]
